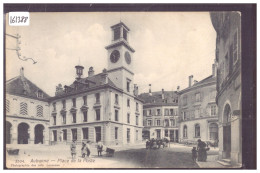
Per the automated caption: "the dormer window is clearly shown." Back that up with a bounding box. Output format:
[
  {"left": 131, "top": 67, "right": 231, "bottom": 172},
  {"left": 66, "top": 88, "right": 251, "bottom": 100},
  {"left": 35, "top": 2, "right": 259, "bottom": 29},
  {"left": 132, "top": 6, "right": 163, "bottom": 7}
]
[
  {"left": 72, "top": 98, "right": 76, "bottom": 107},
  {"left": 37, "top": 90, "right": 43, "bottom": 98}
]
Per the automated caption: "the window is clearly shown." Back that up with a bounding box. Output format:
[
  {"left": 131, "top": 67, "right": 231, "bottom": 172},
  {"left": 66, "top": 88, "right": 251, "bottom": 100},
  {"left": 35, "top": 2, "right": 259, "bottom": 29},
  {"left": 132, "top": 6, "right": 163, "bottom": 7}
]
[
  {"left": 149, "top": 109, "right": 152, "bottom": 116},
  {"left": 195, "top": 109, "right": 200, "bottom": 118},
  {"left": 63, "top": 129, "right": 67, "bottom": 140},
  {"left": 37, "top": 90, "right": 43, "bottom": 98},
  {"left": 127, "top": 113, "right": 130, "bottom": 123},
  {"left": 72, "top": 129, "right": 77, "bottom": 141},
  {"left": 83, "top": 111, "right": 88, "bottom": 122},
  {"left": 123, "top": 28, "right": 127, "bottom": 41},
  {"left": 6, "top": 99, "right": 10, "bottom": 112},
  {"left": 147, "top": 120, "right": 152, "bottom": 126},
  {"left": 136, "top": 115, "right": 139, "bottom": 125},
  {"left": 136, "top": 102, "right": 139, "bottom": 112},
  {"left": 53, "top": 115, "right": 56, "bottom": 125},
  {"left": 36, "top": 105, "right": 43, "bottom": 117},
  {"left": 209, "top": 123, "right": 218, "bottom": 140},
  {"left": 20, "top": 102, "right": 28, "bottom": 115},
  {"left": 53, "top": 102, "right": 56, "bottom": 111},
  {"left": 183, "top": 111, "right": 187, "bottom": 120},
  {"left": 211, "top": 105, "right": 217, "bottom": 116},
  {"left": 157, "top": 109, "right": 161, "bottom": 115},
  {"left": 115, "top": 94, "right": 119, "bottom": 105},
  {"left": 62, "top": 113, "right": 66, "bottom": 124},
  {"left": 156, "top": 120, "right": 161, "bottom": 126},
  {"left": 127, "top": 81, "right": 130, "bottom": 92},
  {"left": 115, "top": 110, "right": 119, "bottom": 121},
  {"left": 190, "top": 110, "right": 195, "bottom": 119},
  {"left": 183, "top": 125, "right": 187, "bottom": 138},
  {"left": 165, "top": 109, "right": 169, "bottom": 116},
  {"left": 95, "top": 93, "right": 100, "bottom": 103},
  {"left": 72, "top": 113, "right": 76, "bottom": 123},
  {"left": 83, "top": 96, "right": 87, "bottom": 105},
  {"left": 170, "top": 119, "right": 175, "bottom": 126},
  {"left": 62, "top": 100, "right": 66, "bottom": 109},
  {"left": 115, "top": 127, "right": 118, "bottom": 140},
  {"left": 183, "top": 96, "right": 187, "bottom": 106},
  {"left": 72, "top": 98, "right": 76, "bottom": 107},
  {"left": 136, "top": 130, "right": 138, "bottom": 140},
  {"left": 143, "top": 110, "right": 147, "bottom": 116},
  {"left": 127, "top": 128, "right": 130, "bottom": 143},
  {"left": 233, "top": 30, "right": 238, "bottom": 64},
  {"left": 82, "top": 128, "right": 88, "bottom": 140},
  {"left": 114, "top": 27, "right": 120, "bottom": 40},
  {"left": 127, "top": 99, "right": 130, "bottom": 107},
  {"left": 96, "top": 109, "right": 100, "bottom": 121},
  {"left": 170, "top": 109, "right": 174, "bottom": 115},
  {"left": 165, "top": 119, "right": 169, "bottom": 127},
  {"left": 165, "top": 130, "right": 168, "bottom": 137},
  {"left": 195, "top": 93, "right": 201, "bottom": 102},
  {"left": 195, "top": 124, "right": 200, "bottom": 137}
]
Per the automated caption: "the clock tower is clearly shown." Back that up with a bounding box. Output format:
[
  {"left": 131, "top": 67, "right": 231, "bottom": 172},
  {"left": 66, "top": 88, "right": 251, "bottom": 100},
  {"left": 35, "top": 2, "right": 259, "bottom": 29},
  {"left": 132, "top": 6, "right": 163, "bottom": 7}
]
[{"left": 105, "top": 22, "right": 135, "bottom": 93}]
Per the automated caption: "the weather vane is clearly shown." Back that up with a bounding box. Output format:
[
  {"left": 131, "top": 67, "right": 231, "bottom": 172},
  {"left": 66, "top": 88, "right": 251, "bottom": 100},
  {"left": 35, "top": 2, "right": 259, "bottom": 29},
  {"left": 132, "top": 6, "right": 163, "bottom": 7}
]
[{"left": 6, "top": 33, "right": 37, "bottom": 64}]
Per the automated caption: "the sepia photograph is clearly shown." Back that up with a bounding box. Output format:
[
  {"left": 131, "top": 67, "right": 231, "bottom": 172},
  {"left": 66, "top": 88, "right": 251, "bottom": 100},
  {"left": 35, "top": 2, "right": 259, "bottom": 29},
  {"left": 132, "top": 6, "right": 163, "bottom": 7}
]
[{"left": 3, "top": 4, "right": 256, "bottom": 169}]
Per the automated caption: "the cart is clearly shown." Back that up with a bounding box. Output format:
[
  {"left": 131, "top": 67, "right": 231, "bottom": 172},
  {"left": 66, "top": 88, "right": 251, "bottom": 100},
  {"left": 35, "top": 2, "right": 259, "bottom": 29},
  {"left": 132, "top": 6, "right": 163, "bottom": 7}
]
[{"left": 105, "top": 147, "right": 115, "bottom": 157}]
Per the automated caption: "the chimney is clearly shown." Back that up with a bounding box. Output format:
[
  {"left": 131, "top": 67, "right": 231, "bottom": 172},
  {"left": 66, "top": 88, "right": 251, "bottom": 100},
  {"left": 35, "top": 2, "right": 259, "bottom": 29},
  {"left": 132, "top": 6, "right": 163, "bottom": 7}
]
[
  {"left": 177, "top": 86, "right": 180, "bottom": 92},
  {"left": 149, "top": 84, "right": 152, "bottom": 96},
  {"left": 136, "top": 86, "right": 139, "bottom": 96},
  {"left": 101, "top": 68, "right": 108, "bottom": 84},
  {"left": 161, "top": 89, "right": 165, "bottom": 100},
  {"left": 212, "top": 64, "right": 216, "bottom": 77},
  {"left": 20, "top": 67, "right": 24, "bottom": 78},
  {"left": 88, "top": 67, "right": 94, "bottom": 77},
  {"left": 189, "top": 75, "right": 193, "bottom": 87}
]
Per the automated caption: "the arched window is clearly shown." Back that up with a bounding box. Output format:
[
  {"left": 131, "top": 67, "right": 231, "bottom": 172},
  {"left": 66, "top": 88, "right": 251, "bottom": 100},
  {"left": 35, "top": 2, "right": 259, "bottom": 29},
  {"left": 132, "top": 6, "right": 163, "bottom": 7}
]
[
  {"left": 6, "top": 99, "right": 10, "bottom": 113},
  {"left": 20, "top": 102, "right": 28, "bottom": 115},
  {"left": 36, "top": 105, "right": 43, "bottom": 117},
  {"left": 209, "top": 123, "right": 218, "bottom": 140},
  {"left": 195, "top": 124, "right": 200, "bottom": 137},
  {"left": 183, "top": 125, "right": 187, "bottom": 138}
]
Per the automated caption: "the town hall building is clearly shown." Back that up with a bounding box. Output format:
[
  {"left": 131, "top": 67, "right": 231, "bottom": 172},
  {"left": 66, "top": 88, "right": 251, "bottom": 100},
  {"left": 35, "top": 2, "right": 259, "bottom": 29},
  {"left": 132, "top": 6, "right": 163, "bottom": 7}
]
[{"left": 48, "top": 22, "right": 144, "bottom": 146}]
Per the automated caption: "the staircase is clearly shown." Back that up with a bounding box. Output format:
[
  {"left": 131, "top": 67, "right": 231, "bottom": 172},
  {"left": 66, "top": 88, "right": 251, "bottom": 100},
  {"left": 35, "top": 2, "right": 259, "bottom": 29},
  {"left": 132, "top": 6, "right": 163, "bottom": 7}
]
[{"left": 217, "top": 159, "right": 231, "bottom": 167}]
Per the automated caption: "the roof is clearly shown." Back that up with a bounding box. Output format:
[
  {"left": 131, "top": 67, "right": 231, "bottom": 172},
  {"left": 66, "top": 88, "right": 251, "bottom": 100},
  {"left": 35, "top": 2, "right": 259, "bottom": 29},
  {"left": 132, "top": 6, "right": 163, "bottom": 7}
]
[
  {"left": 6, "top": 76, "right": 50, "bottom": 101},
  {"left": 51, "top": 72, "right": 121, "bottom": 99},
  {"left": 179, "top": 75, "right": 216, "bottom": 94},
  {"left": 139, "top": 90, "right": 179, "bottom": 107},
  {"left": 111, "top": 22, "right": 130, "bottom": 31}
]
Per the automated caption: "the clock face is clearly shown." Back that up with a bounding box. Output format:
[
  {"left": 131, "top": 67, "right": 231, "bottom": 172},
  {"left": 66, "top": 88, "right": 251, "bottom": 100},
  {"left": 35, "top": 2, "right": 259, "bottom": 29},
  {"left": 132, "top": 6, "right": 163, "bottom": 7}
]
[
  {"left": 125, "top": 51, "right": 131, "bottom": 64},
  {"left": 110, "top": 50, "right": 120, "bottom": 63}
]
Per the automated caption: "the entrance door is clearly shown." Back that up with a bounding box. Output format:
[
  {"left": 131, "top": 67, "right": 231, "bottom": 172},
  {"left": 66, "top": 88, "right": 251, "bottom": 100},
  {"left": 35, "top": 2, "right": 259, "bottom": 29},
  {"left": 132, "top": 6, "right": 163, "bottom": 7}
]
[
  {"left": 6, "top": 122, "right": 12, "bottom": 144},
  {"left": 223, "top": 125, "right": 231, "bottom": 158},
  {"left": 156, "top": 130, "right": 161, "bottom": 139},
  {"left": 95, "top": 127, "right": 101, "bottom": 142},
  {"left": 18, "top": 123, "right": 29, "bottom": 144},
  {"left": 170, "top": 130, "right": 174, "bottom": 141},
  {"left": 72, "top": 129, "right": 77, "bottom": 141},
  {"left": 175, "top": 131, "right": 179, "bottom": 142},
  {"left": 34, "top": 124, "right": 44, "bottom": 144}
]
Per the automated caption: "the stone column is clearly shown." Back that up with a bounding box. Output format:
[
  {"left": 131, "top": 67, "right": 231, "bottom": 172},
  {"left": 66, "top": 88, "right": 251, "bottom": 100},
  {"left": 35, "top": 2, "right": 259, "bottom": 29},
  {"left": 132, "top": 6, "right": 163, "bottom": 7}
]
[
  {"left": 12, "top": 120, "right": 18, "bottom": 144},
  {"left": 218, "top": 125, "right": 224, "bottom": 160},
  {"left": 29, "top": 123, "right": 35, "bottom": 144},
  {"left": 231, "top": 118, "right": 242, "bottom": 164}
]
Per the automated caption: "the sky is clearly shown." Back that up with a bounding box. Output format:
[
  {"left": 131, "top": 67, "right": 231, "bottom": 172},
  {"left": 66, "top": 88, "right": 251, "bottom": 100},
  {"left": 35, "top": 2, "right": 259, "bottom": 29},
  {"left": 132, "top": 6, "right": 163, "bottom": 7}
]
[{"left": 6, "top": 12, "right": 216, "bottom": 96}]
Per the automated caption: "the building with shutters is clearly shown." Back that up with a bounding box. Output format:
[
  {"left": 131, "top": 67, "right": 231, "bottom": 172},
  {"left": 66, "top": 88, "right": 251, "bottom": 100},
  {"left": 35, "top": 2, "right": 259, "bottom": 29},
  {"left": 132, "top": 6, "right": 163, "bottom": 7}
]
[
  {"left": 48, "top": 22, "right": 144, "bottom": 146},
  {"left": 210, "top": 12, "right": 242, "bottom": 165},
  {"left": 178, "top": 63, "right": 218, "bottom": 145},
  {"left": 139, "top": 89, "right": 179, "bottom": 142},
  {"left": 5, "top": 67, "right": 50, "bottom": 145}
]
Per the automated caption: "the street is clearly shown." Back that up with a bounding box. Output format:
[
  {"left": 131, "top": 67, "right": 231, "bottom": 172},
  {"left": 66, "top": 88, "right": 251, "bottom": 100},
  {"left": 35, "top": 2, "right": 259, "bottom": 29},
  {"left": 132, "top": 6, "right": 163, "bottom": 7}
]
[{"left": 6, "top": 143, "right": 220, "bottom": 168}]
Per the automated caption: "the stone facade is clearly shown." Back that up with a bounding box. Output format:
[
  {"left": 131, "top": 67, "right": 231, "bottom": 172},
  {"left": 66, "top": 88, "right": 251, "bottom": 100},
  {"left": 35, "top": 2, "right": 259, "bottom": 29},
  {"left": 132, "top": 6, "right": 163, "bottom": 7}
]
[
  {"left": 6, "top": 69, "right": 50, "bottom": 145},
  {"left": 178, "top": 73, "right": 218, "bottom": 144},
  {"left": 210, "top": 12, "right": 242, "bottom": 165}
]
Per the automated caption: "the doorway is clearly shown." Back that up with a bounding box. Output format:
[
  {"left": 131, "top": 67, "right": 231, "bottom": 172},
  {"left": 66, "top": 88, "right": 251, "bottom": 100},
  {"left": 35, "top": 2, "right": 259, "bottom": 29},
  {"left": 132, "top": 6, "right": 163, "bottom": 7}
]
[
  {"left": 95, "top": 127, "right": 101, "bottom": 142},
  {"left": 18, "top": 123, "right": 29, "bottom": 144},
  {"left": 34, "top": 124, "right": 44, "bottom": 144},
  {"left": 6, "top": 121, "right": 12, "bottom": 144}
]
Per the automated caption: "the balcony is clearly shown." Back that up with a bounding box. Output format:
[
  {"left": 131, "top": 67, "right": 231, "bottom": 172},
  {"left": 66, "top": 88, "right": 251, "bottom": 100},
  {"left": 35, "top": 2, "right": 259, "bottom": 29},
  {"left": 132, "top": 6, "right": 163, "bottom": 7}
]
[{"left": 70, "top": 107, "right": 77, "bottom": 113}]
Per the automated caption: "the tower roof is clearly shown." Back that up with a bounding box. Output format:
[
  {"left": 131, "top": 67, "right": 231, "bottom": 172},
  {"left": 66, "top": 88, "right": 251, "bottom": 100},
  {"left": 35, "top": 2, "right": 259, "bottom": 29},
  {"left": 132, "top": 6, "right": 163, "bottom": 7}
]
[{"left": 111, "top": 22, "right": 130, "bottom": 31}]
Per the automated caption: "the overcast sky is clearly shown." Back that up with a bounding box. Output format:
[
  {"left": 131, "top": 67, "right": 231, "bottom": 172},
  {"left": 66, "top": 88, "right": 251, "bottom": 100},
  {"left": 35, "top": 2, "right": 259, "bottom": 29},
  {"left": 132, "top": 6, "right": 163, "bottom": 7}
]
[{"left": 6, "top": 12, "right": 216, "bottom": 96}]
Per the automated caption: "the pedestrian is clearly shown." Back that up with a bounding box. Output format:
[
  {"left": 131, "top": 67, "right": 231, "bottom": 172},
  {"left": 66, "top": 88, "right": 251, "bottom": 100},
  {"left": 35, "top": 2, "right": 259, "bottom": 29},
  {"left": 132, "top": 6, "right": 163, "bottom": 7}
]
[
  {"left": 191, "top": 147, "right": 197, "bottom": 162},
  {"left": 81, "top": 142, "right": 86, "bottom": 158},
  {"left": 197, "top": 139, "right": 207, "bottom": 162},
  {"left": 86, "top": 141, "right": 91, "bottom": 157},
  {"left": 97, "top": 140, "right": 103, "bottom": 156},
  {"left": 70, "top": 140, "right": 76, "bottom": 159}
]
